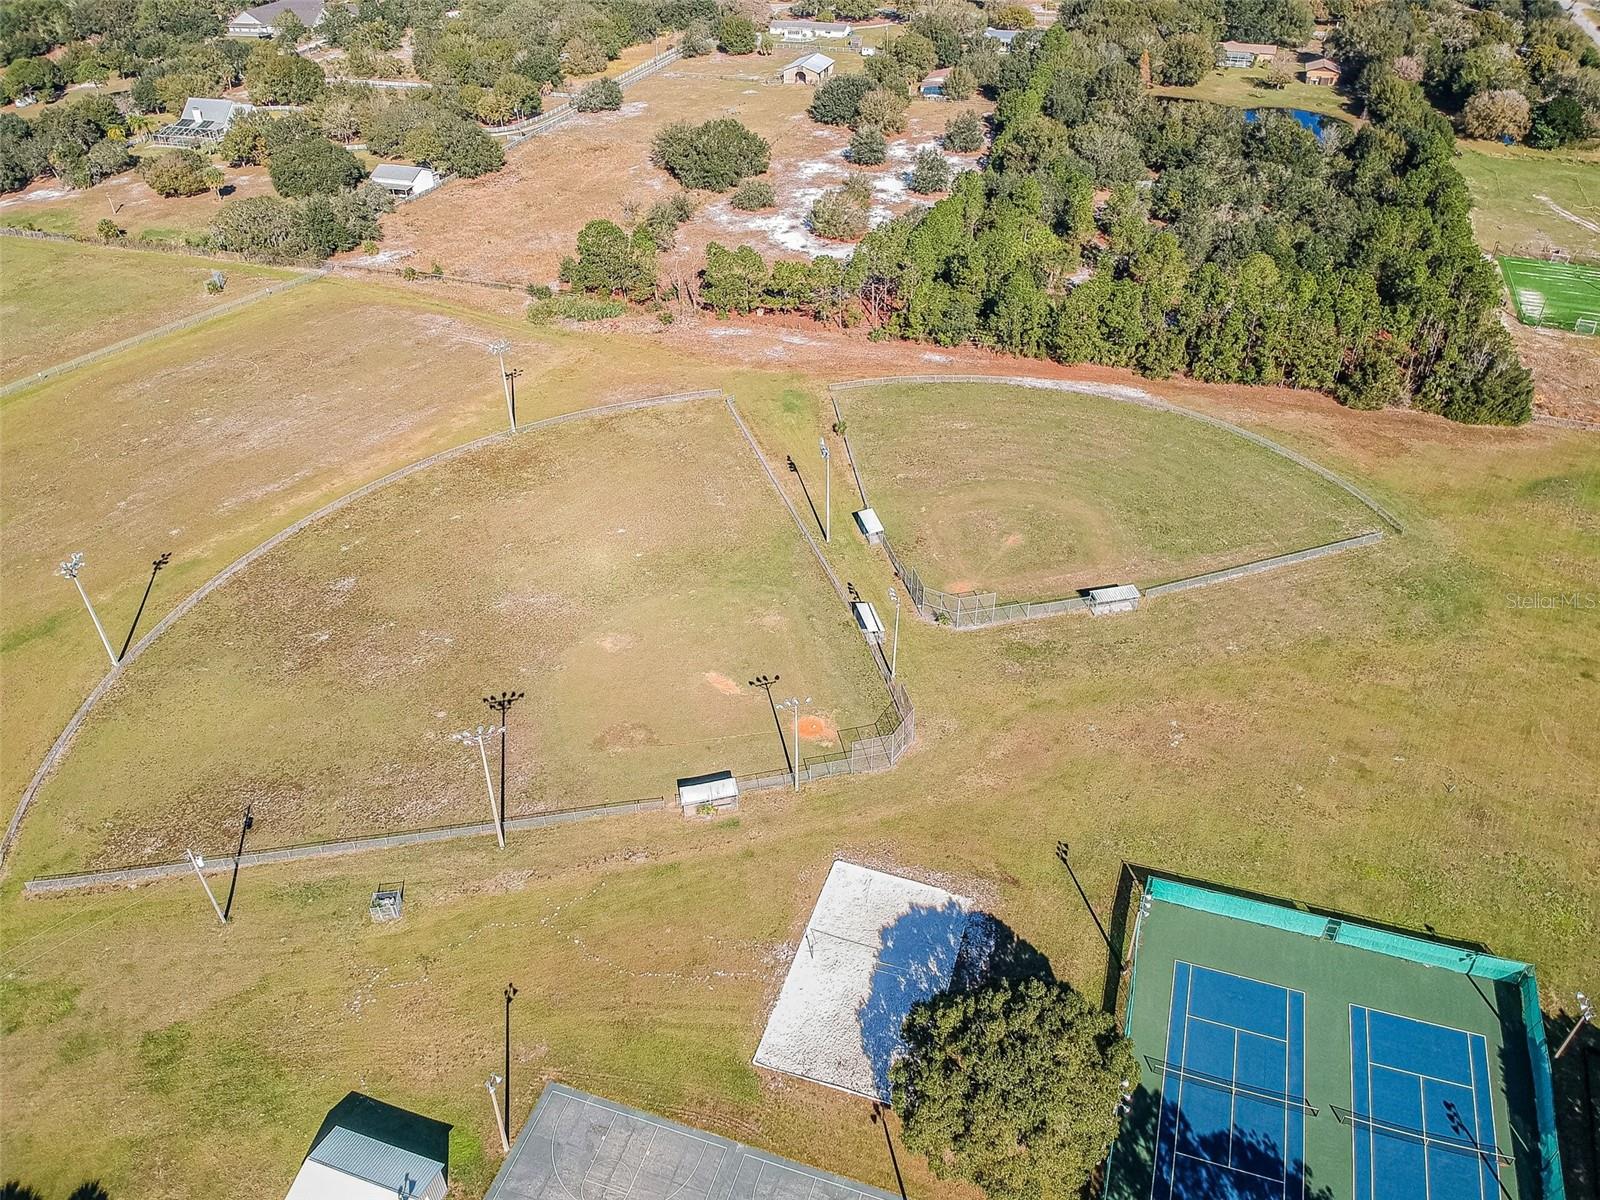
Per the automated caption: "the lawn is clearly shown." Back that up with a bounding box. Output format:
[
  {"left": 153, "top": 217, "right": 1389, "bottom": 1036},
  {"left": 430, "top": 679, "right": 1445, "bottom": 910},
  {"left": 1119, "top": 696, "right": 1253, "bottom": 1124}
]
[
  {"left": 1151, "top": 69, "right": 1361, "bottom": 124},
  {"left": 15, "top": 397, "right": 887, "bottom": 875},
  {"left": 0, "top": 238, "right": 299, "bottom": 386},
  {"left": 1499, "top": 256, "right": 1600, "bottom": 332},
  {"left": 1457, "top": 142, "right": 1600, "bottom": 258},
  {"left": 0, "top": 340, "right": 1596, "bottom": 1200},
  {"left": 839, "top": 381, "right": 1377, "bottom": 601}
]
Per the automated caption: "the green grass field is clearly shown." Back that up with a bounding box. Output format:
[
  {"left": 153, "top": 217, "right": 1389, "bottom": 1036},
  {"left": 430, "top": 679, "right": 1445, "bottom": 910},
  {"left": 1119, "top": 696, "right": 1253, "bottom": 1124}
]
[
  {"left": 0, "top": 238, "right": 299, "bottom": 386},
  {"left": 1456, "top": 143, "right": 1600, "bottom": 258},
  {"left": 1150, "top": 71, "right": 1360, "bottom": 124},
  {"left": 1499, "top": 256, "right": 1600, "bottom": 333},
  {"left": 15, "top": 398, "right": 886, "bottom": 876},
  {"left": 0, "top": 265, "right": 1596, "bottom": 1200},
  {"left": 840, "top": 382, "right": 1376, "bottom": 600}
]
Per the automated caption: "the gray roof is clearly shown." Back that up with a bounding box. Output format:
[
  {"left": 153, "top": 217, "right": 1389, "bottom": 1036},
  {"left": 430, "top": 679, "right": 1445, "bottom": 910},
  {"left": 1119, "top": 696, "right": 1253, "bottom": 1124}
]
[
  {"left": 770, "top": 19, "right": 852, "bottom": 32},
  {"left": 783, "top": 52, "right": 836, "bottom": 73},
  {"left": 984, "top": 26, "right": 1021, "bottom": 43},
  {"left": 371, "top": 163, "right": 427, "bottom": 185},
  {"left": 309, "top": 1126, "right": 445, "bottom": 1195},
  {"left": 232, "top": 0, "right": 326, "bottom": 24},
  {"left": 180, "top": 97, "right": 250, "bottom": 125}
]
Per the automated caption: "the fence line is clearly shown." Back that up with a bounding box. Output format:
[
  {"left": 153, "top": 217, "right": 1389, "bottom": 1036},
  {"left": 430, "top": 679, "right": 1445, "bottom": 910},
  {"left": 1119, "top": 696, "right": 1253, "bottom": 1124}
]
[
  {"left": 3, "top": 389, "right": 727, "bottom": 868},
  {"left": 23, "top": 798, "right": 665, "bottom": 896},
  {"left": 497, "top": 48, "right": 681, "bottom": 147}
]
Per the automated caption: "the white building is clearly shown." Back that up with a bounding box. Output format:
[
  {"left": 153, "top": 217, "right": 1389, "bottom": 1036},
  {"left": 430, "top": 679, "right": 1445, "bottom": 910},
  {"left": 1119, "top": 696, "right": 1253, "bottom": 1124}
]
[
  {"left": 284, "top": 1125, "right": 447, "bottom": 1200},
  {"left": 780, "top": 52, "right": 836, "bottom": 84},
  {"left": 228, "top": 0, "right": 328, "bottom": 37},
  {"left": 769, "top": 19, "right": 852, "bottom": 41},
  {"left": 984, "top": 27, "right": 1022, "bottom": 51},
  {"left": 1087, "top": 584, "right": 1141, "bottom": 616},
  {"left": 369, "top": 163, "right": 440, "bottom": 197}
]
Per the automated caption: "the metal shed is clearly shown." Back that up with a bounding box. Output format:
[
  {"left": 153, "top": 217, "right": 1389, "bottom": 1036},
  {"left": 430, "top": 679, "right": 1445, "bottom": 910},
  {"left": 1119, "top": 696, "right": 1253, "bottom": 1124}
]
[
  {"left": 1087, "top": 584, "right": 1141, "bottom": 616},
  {"left": 852, "top": 600, "right": 885, "bottom": 640},
  {"left": 284, "top": 1125, "right": 447, "bottom": 1200},
  {"left": 853, "top": 507, "right": 884, "bottom": 545},
  {"left": 677, "top": 770, "right": 739, "bottom": 814}
]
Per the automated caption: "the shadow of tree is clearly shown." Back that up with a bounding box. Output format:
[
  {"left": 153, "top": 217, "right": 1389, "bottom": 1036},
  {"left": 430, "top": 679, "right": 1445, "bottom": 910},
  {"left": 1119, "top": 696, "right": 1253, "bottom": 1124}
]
[{"left": 1105, "top": 1098, "right": 1334, "bottom": 1200}]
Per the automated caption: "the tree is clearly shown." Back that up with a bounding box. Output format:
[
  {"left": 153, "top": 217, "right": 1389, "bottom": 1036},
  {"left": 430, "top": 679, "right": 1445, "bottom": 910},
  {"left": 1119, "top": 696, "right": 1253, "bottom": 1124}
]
[
  {"left": 988, "top": 4, "right": 1034, "bottom": 30},
  {"left": 1463, "top": 88, "right": 1531, "bottom": 140},
  {"left": 1528, "top": 93, "right": 1588, "bottom": 148},
  {"left": 575, "top": 78, "right": 623, "bottom": 110},
  {"left": 2, "top": 56, "right": 63, "bottom": 103},
  {"left": 731, "top": 177, "right": 775, "bottom": 209},
  {"left": 855, "top": 88, "right": 908, "bottom": 133},
  {"left": 943, "top": 108, "right": 984, "bottom": 152},
  {"left": 908, "top": 147, "right": 951, "bottom": 193},
  {"left": 650, "top": 117, "right": 769, "bottom": 189},
  {"left": 85, "top": 136, "right": 134, "bottom": 182},
  {"left": 269, "top": 135, "right": 364, "bottom": 196},
  {"left": 244, "top": 47, "right": 326, "bottom": 104},
  {"left": 892, "top": 978, "right": 1137, "bottom": 1200},
  {"left": 849, "top": 124, "right": 887, "bottom": 164},
  {"left": 1, "top": 1184, "right": 45, "bottom": 1200},
  {"left": 680, "top": 18, "right": 715, "bottom": 56},
  {"left": 96, "top": 216, "right": 122, "bottom": 242},
  {"left": 810, "top": 176, "right": 871, "bottom": 239},
  {"left": 68, "top": 1184, "right": 112, "bottom": 1200},
  {"left": 564, "top": 32, "right": 611, "bottom": 73},
  {"left": 700, "top": 241, "right": 768, "bottom": 312},
  {"left": 1162, "top": 33, "right": 1214, "bottom": 87},
  {"left": 943, "top": 64, "right": 976, "bottom": 100},
  {"left": 716, "top": 13, "right": 758, "bottom": 54},
  {"left": 559, "top": 218, "right": 657, "bottom": 298},
  {"left": 809, "top": 73, "right": 875, "bottom": 125},
  {"left": 139, "top": 148, "right": 212, "bottom": 197}
]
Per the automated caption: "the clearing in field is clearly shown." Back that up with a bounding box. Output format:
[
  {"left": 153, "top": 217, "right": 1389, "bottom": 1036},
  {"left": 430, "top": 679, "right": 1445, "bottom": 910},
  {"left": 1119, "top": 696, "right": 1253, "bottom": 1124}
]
[
  {"left": 1455, "top": 143, "right": 1600, "bottom": 259},
  {"left": 0, "top": 237, "right": 299, "bottom": 386},
  {"left": 19, "top": 396, "right": 886, "bottom": 876},
  {"left": 1498, "top": 256, "right": 1600, "bottom": 334},
  {"left": 840, "top": 382, "right": 1378, "bottom": 604},
  {"left": 1105, "top": 875, "right": 1562, "bottom": 1200}
]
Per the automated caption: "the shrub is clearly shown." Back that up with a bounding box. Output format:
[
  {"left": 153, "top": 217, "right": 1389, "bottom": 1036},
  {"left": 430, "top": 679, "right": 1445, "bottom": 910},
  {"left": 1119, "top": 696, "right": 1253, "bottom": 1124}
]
[
  {"left": 527, "top": 282, "right": 554, "bottom": 298},
  {"left": 849, "top": 125, "right": 887, "bottom": 164},
  {"left": 140, "top": 149, "right": 214, "bottom": 198},
  {"left": 680, "top": 19, "right": 715, "bottom": 56},
  {"left": 943, "top": 64, "right": 976, "bottom": 100},
  {"left": 641, "top": 191, "right": 695, "bottom": 248},
  {"left": 988, "top": 3, "right": 1034, "bottom": 29},
  {"left": 650, "top": 117, "right": 769, "bottom": 190},
  {"left": 943, "top": 109, "right": 984, "bottom": 152},
  {"left": 1463, "top": 88, "right": 1532, "bottom": 141},
  {"left": 559, "top": 218, "right": 657, "bottom": 298},
  {"left": 809, "top": 74, "right": 875, "bottom": 125},
  {"left": 908, "top": 147, "right": 951, "bottom": 193},
  {"left": 575, "top": 78, "right": 624, "bottom": 111},
  {"left": 731, "top": 178, "right": 776, "bottom": 209},
  {"left": 810, "top": 176, "right": 872, "bottom": 240},
  {"left": 268, "top": 135, "right": 364, "bottom": 197},
  {"left": 527, "top": 294, "right": 627, "bottom": 321},
  {"left": 95, "top": 217, "right": 123, "bottom": 243},
  {"left": 717, "top": 14, "right": 758, "bottom": 54},
  {"left": 855, "top": 88, "right": 909, "bottom": 133}
]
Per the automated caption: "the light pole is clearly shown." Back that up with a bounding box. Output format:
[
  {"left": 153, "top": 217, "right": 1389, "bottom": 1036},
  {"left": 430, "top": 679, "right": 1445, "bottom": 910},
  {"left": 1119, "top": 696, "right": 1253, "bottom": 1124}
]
[
  {"left": 887, "top": 585, "right": 900, "bottom": 680},
  {"left": 503, "top": 982, "right": 518, "bottom": 1139},
  {"left": 489, "top": 339, "right": 516, "bottom": 433},
  {"left": 818, "top": 436, "right": 831, "bottom": 543},
  {"left": 486, "top": 1074, "right": 510, "bottom": 1153},
  {"left": 119, "top": 551, "right": 171, "bottom": 660},
  {"left": 777, "top": 696, "right": 810, "bottom": 791},
  {"left": 57, "top": 553, "right": 118, "bottom": 667},
  {"left": 452, "top": 724, "right": 507, "bottom": 848},
  {"left": 1555, "top": 992, "right": 1593, "bottom": 1058},
  {"left": 482, "top": 691, "right": 525, "bottom": 843},
  {"left": 185, "top": 850, "right": 226, "bottom": 924}
]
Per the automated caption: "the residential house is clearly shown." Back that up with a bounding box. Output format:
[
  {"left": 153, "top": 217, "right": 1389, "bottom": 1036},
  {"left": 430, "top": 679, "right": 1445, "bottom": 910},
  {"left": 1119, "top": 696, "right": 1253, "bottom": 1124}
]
[
  {"left": 152, "top": 97, "right": 254, "bottom": 147},
  {"left": 228, "top": 0, "right": 328, "bottom": 37},
  {"left": 780, "top": 52, "right": 836, "bottom": 84},
  {"left": 919, "top": 67, "right": 951, "bottom": 98},
  {"left": 984, "top": 27, "right": 1022, "bottom": 51},
  {"left": 1303, "top": 56, "right": 1340, "bottom": 85},
  {"left": 769, "top": 19, "right": 852, "bottom": 41},
  {"left": 1217, "top": 40, "right": 1279, "bottom": 68}
]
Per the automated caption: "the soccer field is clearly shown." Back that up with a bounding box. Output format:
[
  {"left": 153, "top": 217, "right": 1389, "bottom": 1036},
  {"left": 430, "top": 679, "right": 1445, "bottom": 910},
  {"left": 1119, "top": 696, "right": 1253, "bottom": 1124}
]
[{"left": 1498, "top": 256, "right": 1600, "bottom": 334}]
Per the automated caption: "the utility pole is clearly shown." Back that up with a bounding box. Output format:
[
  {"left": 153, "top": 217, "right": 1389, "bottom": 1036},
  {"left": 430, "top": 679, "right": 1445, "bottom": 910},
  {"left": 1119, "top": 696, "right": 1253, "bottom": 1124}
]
[
  {"left": 503, "top": 982, "right": 518, "bottom": 1139},
  {"left": 777, "top": 696, "right": 811, "bottom": 791},
  {"left": 1555, "top": 992, "right": 1593, "bottom": 1058},
  {"left": 486, "top": 1074, "right": 510, "bottom": 1153},
  {"left": 888, "top": 585, "right": 900, "bottom": 680},
  {"left": 120, "top": 551, "right": 171, "bottom": 660},
  {"left": 57, "top": 553, "right": 118, "bottom": 666},
  {"left": 482, "top": 691, "right": 525, "bottom": 843},
  {"left": 453, "top": 724, "right": 507, "bottom": 848},
  {"left": 489, "top": 340, "right": 516, "bottom": 433},
  {"left": 185, "top": 850, "right": 226, "bottom": 924},
  {"left": 819, "top": 437, "right": 831, "bottom": 543}
]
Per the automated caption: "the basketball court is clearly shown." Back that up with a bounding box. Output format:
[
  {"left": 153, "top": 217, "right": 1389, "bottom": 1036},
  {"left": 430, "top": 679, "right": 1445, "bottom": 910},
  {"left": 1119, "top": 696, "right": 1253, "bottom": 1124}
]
[{"left": 485, "top": 1084, "right": 898, "bottom": 1200}]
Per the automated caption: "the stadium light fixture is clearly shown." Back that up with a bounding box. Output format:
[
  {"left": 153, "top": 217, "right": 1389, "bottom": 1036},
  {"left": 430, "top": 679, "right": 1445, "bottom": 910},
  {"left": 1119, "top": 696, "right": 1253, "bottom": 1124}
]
[
  {"left": 503, "top": 982, "right": 519, "bottom": 1137},
  {"left": 185, "top": 850, "right": 226, "bottom": 924},
  {"left": 887, "top": 586, "right": 900, "bottom": 680},
  {"left": 1554, "top": 992, "right": 1593, "bottom": 1059},
  {"left": 486, "top": 1074, "right": 510, "bottom": 1153},
  {"left": 776, "top": 696, "right": 811, "bottom": 791},
  {"left": 818, "top": 437, "right": 831, "bottom": 543},
  {"left": 119, "top": 550, "right": 172, "bottom": 661},
  {"left": 57, "top": 552, "right": 118, "bottom": 667},
  {"left": 452, "top": 724, "right": 507, "bottom": 848},
  {"left": 488, "top": 340, "right": 516, "bottom": 433},
  {"left": 482, "top": 692, "right": 525, "bottom": 843}
]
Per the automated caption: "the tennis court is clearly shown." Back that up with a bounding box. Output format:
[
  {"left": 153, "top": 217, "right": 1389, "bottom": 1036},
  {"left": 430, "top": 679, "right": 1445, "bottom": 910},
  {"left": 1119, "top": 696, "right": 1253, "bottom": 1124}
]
[
  {"left": 1348, "top": 1007, "right": 1503, "bottom": 1200},
  {"left": 1103, "top": 876, "right": 1566, "bottom": 1200},
  {"left": 1498, "top": 256, "right": 1600, "bottom": 334}
]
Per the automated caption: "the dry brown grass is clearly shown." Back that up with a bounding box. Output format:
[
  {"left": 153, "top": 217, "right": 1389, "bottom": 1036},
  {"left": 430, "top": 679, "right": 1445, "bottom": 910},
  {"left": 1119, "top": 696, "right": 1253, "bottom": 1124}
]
[{"left": 0, "top": 163, "right": 275, "bottom": 243}]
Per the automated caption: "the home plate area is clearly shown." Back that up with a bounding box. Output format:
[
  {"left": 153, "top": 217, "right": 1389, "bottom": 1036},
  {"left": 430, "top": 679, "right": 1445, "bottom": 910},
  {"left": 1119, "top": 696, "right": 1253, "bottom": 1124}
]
[{"left": 486, "top": 1084, "right": 897, "bottom": 1200}]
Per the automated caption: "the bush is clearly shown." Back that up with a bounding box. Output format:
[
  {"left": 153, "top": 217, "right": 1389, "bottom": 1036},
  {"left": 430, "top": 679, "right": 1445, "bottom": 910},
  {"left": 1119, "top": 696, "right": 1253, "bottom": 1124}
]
[
  {"left": 943, "top": 109, "right": 984, "bottom": 152},
  {"left": 140, "top": 149, "right": 215, "bottom": 198},
  {"left": 268, "top": 135, "right": 365, "bottom": 197},
  {"left": 559, "top": 218, "right": 658, "bottom": 298},
  {"left": 908, "top": 147, "right": 951, "bottom": 193},
  {"left": 527, "top": 294, "right": 627, "bottom": 322},
  {"left": 1463, "top": 88, "right": 1532, "bottom": 141},
  {"left": 809, "top": 74, "right": 875, "bottom": 125},
  {"left": 731, "top": 177, "right": 776, "bottom": 210},
  {"left": 527, "top": 282, "right": 554, "bottom": 298},
  {"left": 95, "top": 217, "right": 123, "bottom": 243},
  {"left": 650, "top": 117, "right": 769, "bottom": 190},
  {"left": 943, "top": 64, "right": 976, "bottom": 100},
  {"left": 809, "top": 176, "right": 872, "bottom": 240},
  {"left": 574, "top": 78, "right": 624, "bottom": 111},
  {"left": 988, "top": 3, "right": 1034, "bottom": 29},
  {"left": 680, "top": 19, "right": 715, "bottom": 56},
  {"left": 211, "top": 185, "right": 391, "bottom": 262},
  {"left": 849, "top": 125, "right": 887, "bottom": 164},
  {"left": 855, "top": 88, "right": 909, "bottom": 133},
  {"left": 640, "top": 191, "right": 694, "bottom": 248},
  {"left": 716, "top": 14, "right": 758, "bottom": 54}
]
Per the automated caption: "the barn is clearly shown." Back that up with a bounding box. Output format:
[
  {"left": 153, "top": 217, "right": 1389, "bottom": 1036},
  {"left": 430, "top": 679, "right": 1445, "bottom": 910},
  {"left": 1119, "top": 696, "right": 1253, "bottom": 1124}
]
[{"left": 780, "top": 52, "right": 837, "bottom": 85}]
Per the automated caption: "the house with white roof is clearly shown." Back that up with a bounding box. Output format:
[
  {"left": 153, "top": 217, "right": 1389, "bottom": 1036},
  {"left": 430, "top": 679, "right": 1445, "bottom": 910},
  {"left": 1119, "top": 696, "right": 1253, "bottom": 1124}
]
[
  {"left": 370, "top": 163, "right": 439, "bottom": 197},
  {"left": 770, "top": 19, "right": 852, "bottom": 41},
  {"left": 152, "top": 97, "right": 254, "bottom": 146},
  {"left": 780, "top": 52, "right": 836, "bottom": 84}
]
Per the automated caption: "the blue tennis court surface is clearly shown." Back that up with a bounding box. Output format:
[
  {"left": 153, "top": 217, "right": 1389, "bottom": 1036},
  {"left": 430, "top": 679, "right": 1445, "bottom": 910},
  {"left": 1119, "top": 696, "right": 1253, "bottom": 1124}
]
[
  {"left": 1152, "top": 962, "right": 1307, "bottom": 1200},
  {"left": 1349, "top": 1006, "right": 1501, "bottom": 1199}
]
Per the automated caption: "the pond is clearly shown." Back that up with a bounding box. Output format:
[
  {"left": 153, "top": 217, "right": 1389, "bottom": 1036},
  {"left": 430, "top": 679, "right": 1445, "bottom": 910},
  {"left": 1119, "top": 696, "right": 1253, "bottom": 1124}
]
[{"left": 1244, "top": 107, "right": 1341, "bottom": 140}]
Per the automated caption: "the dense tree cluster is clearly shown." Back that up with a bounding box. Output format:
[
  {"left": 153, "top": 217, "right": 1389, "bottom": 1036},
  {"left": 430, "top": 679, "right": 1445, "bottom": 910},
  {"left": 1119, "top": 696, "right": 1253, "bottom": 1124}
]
[
  {"left": 211, "top": 184, "right": 391, "bottom": 260},
  {"left": 650, "top": 117, "right": 769, "bottom": 189},
  {"left": 0, "top": 94, "right": 130, "bottom": 191},
  {"left": 560, "top": 217, "right": 660, "bottom": 298}
]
